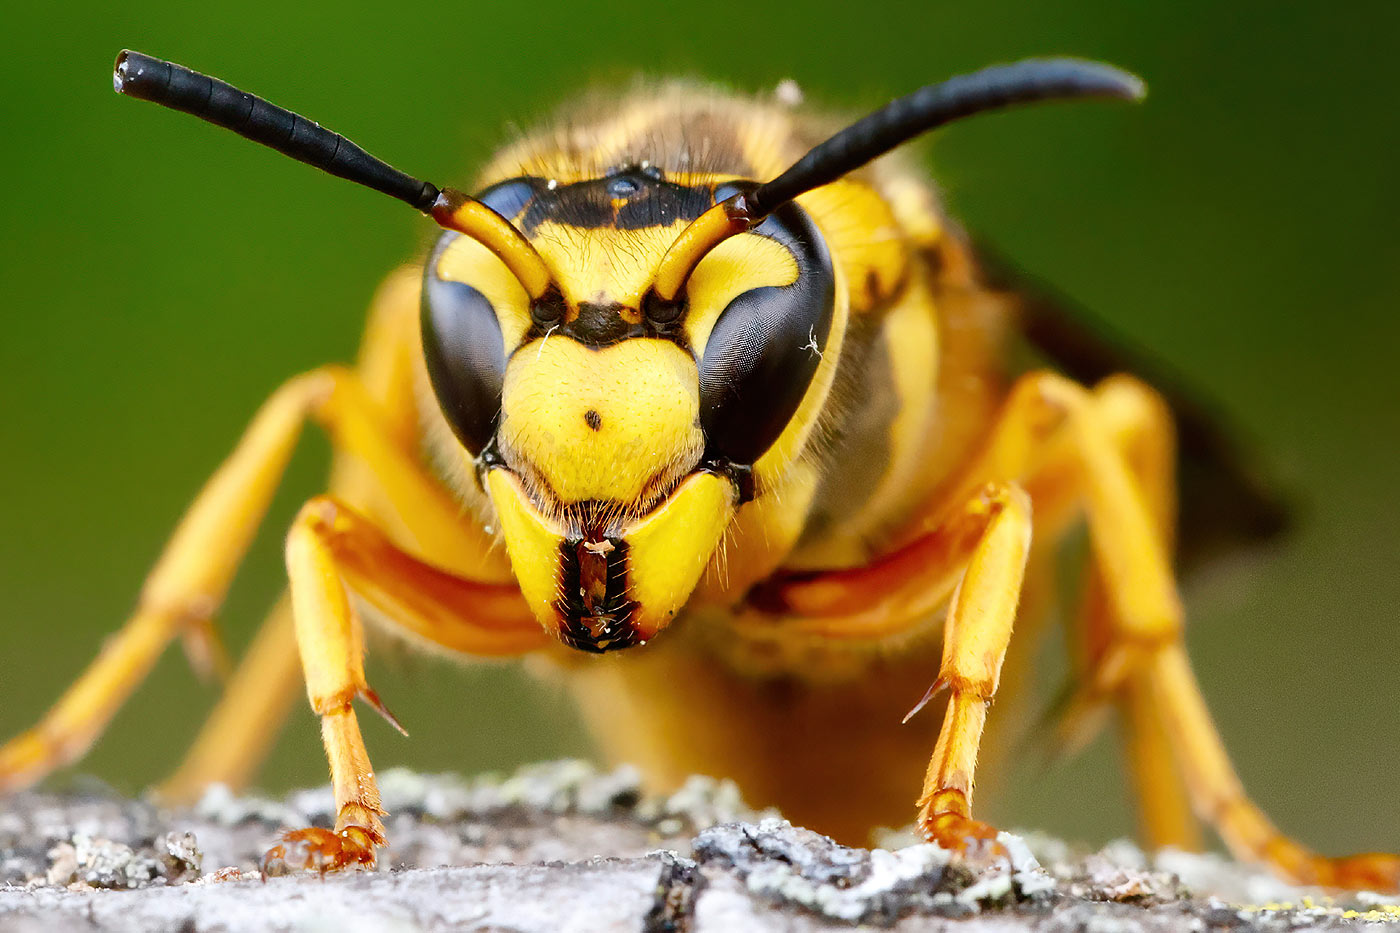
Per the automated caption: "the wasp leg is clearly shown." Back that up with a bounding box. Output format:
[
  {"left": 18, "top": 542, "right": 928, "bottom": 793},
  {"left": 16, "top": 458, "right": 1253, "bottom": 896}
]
[
  {"left": 750, "top": 371, "right": 1189, "bottom": 857},
  {"left": 745, "top": 483, "right": 1032, "bottom": 856},
  {"left": 1002, "top": 373, "right": 1399, "bottom": 891},
  {"left": 0, "top": 360, "right": 504, "bottom": 794},
  {"left": 263, "top": 496, "right": 542, "bottom": 875},
  {"left": 158, "top": 267, "right": 492, "bottom": 800},
  {"left": 746, "top": 486, "right": 1003, "bottom": 637},
  {"left": 913, "top": 483, "right": 1033, "bottom": 858},
  {"left": 1090, "top": 379, "right": 1199, "bottom": 852},
  {"left": 157, "top": 595, "right": 301, "bottom": 802},
  {"left": 754, "top": 369, "right": 1398, "bottom": 889},
  {"left": 1024, "top": 376, "right": 1202, "bottom": 852}
]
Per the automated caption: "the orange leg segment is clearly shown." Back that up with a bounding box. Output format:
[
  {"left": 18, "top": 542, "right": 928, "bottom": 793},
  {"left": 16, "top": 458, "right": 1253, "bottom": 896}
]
[
  {"left": 744, "top": 480, "right": 1033, "bottom": 855},
  {"left": 1028, "top": 374, "right": 1398, "bottom": 890},
  {"left": 0, "top": 363, "right": 508, "bottom": 796},
  {"left": 261, "top": 496, "right": 543, "bottom": 874},
  {"left": 748, "top": 369, "right": 1399, "bottom": 891},
  {"left": 914, "top": 484, "right": 1032, "bottom": 855},
  {"left": 0, "top": 370, "right": 333, "bottom": 792},
  {"left": 1050, "top": 376, "right": 1202, "bottom": 852},
  {"left": 158, "top": 269, "right": 492, "bottom": 799}
]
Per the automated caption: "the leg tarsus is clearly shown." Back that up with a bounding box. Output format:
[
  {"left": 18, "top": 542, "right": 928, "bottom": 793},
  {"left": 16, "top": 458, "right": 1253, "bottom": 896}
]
[
  {"left": 1319, "top": 853, "right": 1400, "bottom": 892},
  {"left": 921, "top": 809, "right": 1009, "bottom": 864},
  {"left": 262, "top": 818, "right": 384, "bottom": 877}
]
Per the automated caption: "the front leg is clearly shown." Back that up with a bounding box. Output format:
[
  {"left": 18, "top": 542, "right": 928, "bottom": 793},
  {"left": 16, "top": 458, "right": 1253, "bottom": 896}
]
[
  {"left": 749, "top": 370, "right": 1400, "bottom": 890},
  {"left": 263, "top": 497, "right": 388, "bottom": 874},
  {"left": 744, "top": 483, "right": 1033, "bottom": 857},
  {"left": 914, "top": 484, "right": 1032, "bottom": 856},
  {"left": 263, "top": 497, "right": 544, "bottom": 874}
]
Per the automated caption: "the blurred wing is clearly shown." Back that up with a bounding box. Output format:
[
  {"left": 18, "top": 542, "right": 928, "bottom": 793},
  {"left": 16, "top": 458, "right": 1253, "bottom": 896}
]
[{"left": 978, "top": 245, "right": 1294, "bottom": 575}]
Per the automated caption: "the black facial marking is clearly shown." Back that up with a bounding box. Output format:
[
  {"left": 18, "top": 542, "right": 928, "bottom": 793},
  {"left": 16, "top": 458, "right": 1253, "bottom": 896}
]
[
  {"left": 697, "top": 189, "right": 836, "bottom": 469},
  {"left": 514, "top": 170, "right": 712, "bottom": 235},
  {"left": 572, "top": 301, "right": 634, "bottom": 344},
  {"left": 477, "top": 171, "right": 717, "bottom": 351}
]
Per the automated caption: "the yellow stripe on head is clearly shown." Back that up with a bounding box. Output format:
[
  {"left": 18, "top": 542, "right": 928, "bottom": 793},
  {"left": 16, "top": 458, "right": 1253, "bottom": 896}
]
[
  {"left": 683, "top": 231, "right": 800, "bottom": 353},
  {"left": 435, "top": 234, "right": 534, "bottom": 351}
]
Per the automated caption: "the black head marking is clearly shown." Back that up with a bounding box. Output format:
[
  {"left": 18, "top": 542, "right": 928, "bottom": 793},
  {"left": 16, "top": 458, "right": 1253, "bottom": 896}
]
[{"left": 516, "top": 170, "right": 712, "bottom": 235}]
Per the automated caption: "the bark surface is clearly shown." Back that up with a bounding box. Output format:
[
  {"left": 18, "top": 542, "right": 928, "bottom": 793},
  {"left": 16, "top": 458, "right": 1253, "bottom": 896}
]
[{"left": 0, "top": 762, "right": 1395, "bottom": 932}]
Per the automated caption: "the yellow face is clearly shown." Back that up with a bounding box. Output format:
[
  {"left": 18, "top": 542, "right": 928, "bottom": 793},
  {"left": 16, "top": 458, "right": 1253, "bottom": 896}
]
[{"left": 420, "top": 171, "right": 838, "bottom": 651}]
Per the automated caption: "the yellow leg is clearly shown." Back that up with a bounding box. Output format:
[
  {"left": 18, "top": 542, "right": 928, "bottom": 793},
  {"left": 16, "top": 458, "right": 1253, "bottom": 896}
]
[
  {"left": 745, "top": 483, "right": 1010, "bottom": 637},
  {"left": 1067, "top": 376, "right": 1202, "bottom": 851},
  {"left": 1016, "top": 372, "right": 1399, "bottom": 890},
  {"left": 157, "top": 595, "right": 302, "bottom": 802},
  {"left": 1102, "top": 377, "right": 1199, "bottom": 851},
  {"left": 263, "top": 498, "right": 385, "bottom": 873},
  {"left": 159, "top": 266, "right": 463, "bottom": 798},
  {"left": 914, "top": 484, "right": 1032, "bottom": 853},
  {"left": 260, "top": 497, "right": 543, "bottom": 873},
  {"left": 0, "top": 363, "right": 504, "bottom": 794},
  {"left": 752, "top": 369, "right": 1398, "bottom": 890},
  {"left": 1151, "top": 646, "right": 1400, "bottom": 889},
  {"left": 743, "top": 482, "right": 1033, "bottom": 853},
  {"left": 0, "top": 371, "right": 326, "bottom": 792}
]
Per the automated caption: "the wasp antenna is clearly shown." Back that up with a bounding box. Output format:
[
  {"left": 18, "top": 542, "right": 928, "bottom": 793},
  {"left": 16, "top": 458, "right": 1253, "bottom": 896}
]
[
  {"left": 113, "top": 50, "right": 441, "bottom": 212},
  {"left": 751, "top": 58, "right": 1144, "bottom": 215},
  {"left": 113, "top": 50, "right": 556, "bottom": 300},
  {"left": 650, "top": 58, "right": 1143, "bottom": 303}
]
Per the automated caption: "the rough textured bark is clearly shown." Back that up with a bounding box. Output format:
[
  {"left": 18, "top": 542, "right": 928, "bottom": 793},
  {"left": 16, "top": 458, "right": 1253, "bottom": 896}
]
[{"left": 1, "top": 762, "right": 1395, "bottom": 931}]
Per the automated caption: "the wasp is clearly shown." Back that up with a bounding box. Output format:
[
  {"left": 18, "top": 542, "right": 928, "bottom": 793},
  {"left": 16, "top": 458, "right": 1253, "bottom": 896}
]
[{"left": 0, "top": 49, "right": 1395, "bottom": 889}]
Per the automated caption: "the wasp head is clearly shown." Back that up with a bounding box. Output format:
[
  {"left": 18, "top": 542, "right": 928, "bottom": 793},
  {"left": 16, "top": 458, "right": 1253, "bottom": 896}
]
[{"left": 420, "top": 169, "right": 837, "bottom": 650}]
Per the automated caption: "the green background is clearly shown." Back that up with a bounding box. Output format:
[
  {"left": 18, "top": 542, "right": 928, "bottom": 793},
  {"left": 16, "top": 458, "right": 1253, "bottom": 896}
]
[{"left": 3, "top": 1, "right": 1397, "bottom": 855}]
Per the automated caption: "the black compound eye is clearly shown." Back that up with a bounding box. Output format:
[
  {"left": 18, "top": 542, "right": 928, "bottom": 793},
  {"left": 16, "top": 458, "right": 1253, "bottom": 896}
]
[
  {"left": 697, "top": 199, "right": 835, "bottom": 467},
  {"left": 475, "top": 177, "right": 539, "bottom": 222},
  {"left": 421, "top": 231, "right": 507, "bottom": 456}
]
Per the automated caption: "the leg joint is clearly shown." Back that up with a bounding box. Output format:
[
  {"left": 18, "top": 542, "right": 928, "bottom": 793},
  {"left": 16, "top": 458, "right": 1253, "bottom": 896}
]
[
  {"left": 292, "top": 495, "right": 347, "bottom": 536},
  {"left": 311, "top": 688, "right": 357, "bottom": 717}
]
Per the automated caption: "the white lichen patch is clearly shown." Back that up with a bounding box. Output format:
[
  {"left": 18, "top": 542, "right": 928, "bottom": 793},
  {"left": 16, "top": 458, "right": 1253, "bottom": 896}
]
[
  {"left": 42, "top": 829, "right": 201, "bottom": 891},
  {"left": 193, "top": 782, "right": 309, "bottom": 829},
  {"left": 745, "top": 838, "right": 954, "bottom": 922},
  {"left": 692, "top": 817, "right": 1059, "bottom": 924},
  {"left": 637, "top": 774, "right": 774, "bottom": 835},
  {"left": 45, "top": 835, "right": 160, "bottom": 889},
  {"left": 6, "top": 764, "right": 1396, "bottom": 931},
  {"left": 497, "top": 759, "right": 641, "bottom": 814}
]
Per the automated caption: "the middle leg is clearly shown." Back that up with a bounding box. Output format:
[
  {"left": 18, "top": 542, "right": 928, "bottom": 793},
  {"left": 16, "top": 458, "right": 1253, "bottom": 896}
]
[{"left": 976, "top": 372, "right": 1400, "bottom": 889}]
